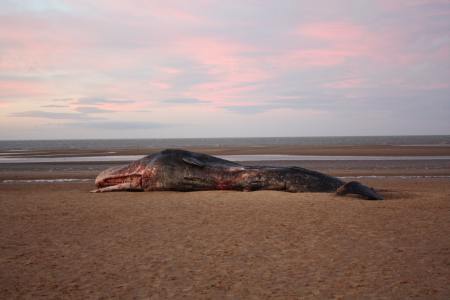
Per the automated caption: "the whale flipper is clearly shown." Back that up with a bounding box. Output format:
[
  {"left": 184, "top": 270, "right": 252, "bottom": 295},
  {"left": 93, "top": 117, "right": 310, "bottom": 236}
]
[{"left": 182, "top": 156, "right": 205, "bottom": 167}]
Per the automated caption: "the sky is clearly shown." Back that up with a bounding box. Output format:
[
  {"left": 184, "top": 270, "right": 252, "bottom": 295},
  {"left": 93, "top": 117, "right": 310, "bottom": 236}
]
[{"left": 0, "top": 0, "right": 449, "bottom": 139}]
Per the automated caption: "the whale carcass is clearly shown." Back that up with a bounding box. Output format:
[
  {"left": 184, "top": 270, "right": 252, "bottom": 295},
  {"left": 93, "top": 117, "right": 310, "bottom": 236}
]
[{"left": 92, "top": 149, "right": 383, "bottom": 200}]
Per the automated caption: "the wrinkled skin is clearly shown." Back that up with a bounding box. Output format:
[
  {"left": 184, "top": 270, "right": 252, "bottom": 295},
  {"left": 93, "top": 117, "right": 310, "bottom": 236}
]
[{"left": 92, "top": 149, "right": 383, "bottom": 200}]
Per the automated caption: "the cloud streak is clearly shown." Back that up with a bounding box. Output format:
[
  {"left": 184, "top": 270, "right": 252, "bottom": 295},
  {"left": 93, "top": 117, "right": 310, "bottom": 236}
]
[
  {"left": 74, "top": 98, "right": 135, "bottom": 105},
  {"left": 10, "top": 110, "right": 97, "bottom": 120},
  {"left": 75, "top": 106, "right": 113, "bottom": 114},
  {"left": 66, "top": 121, "right": 169, "bottom": 130},
  {"left": 163, "top": 98, "right": 209, "bottom": 104}
]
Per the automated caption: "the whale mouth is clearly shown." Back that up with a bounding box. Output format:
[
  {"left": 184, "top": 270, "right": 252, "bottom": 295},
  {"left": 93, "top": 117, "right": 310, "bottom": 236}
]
[
  {"left": 95, "top": 165, "right": 143, "bottom": 188},
  {"left": 96, "top": 174, "right": 143, "bottom": 188}
]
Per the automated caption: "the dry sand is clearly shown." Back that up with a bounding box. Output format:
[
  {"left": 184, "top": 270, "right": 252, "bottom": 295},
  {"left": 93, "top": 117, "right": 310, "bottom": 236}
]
[{"left": 1, "top": 178, "right": 449, "bottom": 299}]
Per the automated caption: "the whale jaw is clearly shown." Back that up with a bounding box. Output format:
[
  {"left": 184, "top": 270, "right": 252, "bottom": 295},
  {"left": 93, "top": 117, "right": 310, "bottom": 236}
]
[{"left": 91, "top": 165, "right": 144, "bottom": 192}]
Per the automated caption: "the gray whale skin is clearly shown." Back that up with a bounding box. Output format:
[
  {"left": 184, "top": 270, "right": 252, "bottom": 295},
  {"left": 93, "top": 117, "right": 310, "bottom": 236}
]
[{"left": 92, "top": 149, "right": 383, "bottom": 200}]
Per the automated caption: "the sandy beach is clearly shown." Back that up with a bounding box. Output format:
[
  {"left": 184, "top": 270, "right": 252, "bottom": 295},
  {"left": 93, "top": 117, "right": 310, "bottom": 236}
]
[{"left": 1, "top": 146, "right": 450, "bottom": 299}]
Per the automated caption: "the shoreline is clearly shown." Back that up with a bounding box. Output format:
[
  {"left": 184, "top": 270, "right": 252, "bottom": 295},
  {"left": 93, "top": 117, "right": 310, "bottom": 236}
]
[{"left": 2, "top": 154, "right": 450, "bottom": 164}]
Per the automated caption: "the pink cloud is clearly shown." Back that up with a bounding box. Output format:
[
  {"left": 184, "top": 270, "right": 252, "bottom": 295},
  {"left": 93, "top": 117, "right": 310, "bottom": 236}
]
[
  {"left": 278, "top": 20, "right": 438, "bottom": 70},
  {"left": 149, "top": 4, "right": 205, "bottom": 24},
  {"left": 281, "top": 49, "right": 355, "bottom": 67},
  {"left": 323, "top": 78, "right": 364, "bottom": 89},
  {"left": 68, "top": 97, "right": 150, "bottom": 113},
  {"left": 433, "top": 45, "right": 450, "bottom": 61},
  {"left": 0, "top": 80, "right": 52, "bottom": 98},
  {"left": 0, "top": 13, "right": 161, "bottom": 74},
  {"left": 262, "top": 22, "right": 376, "bottom": 71},
  {"left": 170, "top": 37, "right": 271, "bottom": 103},
  {"left": 167, "top": 20, "right": 429, "bottom": 103},
  {"left": 297, "top": 22, "right": 365, "bottom": 42},
  {"left": 302, "top": 22, "right": 375, "bottom": 56},
  {"left": 81, "top": 0, "right": 206, "bottom": 24},
  {"left": 160, "top": 67, "right": 183, "bottom": 75},
  {"left": 184, "top": 81, "right": 261, "bottom": 104},
  {"left": 149, "top": 80, "right": 171, "bottom": 90},
  {"left": 172, "top": 37, "right": 256, "bottom": 75}
]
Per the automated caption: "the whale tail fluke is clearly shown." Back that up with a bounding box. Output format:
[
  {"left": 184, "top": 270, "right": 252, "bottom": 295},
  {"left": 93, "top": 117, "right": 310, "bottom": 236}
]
[{"left": 336, "top": 181, "right": 384, "bottom": 200}]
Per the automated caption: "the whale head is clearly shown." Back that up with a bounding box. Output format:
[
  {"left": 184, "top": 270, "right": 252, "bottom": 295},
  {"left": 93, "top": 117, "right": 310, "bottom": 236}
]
[{"left": 92, "top": 164, "right": 144, "bottom": 192}]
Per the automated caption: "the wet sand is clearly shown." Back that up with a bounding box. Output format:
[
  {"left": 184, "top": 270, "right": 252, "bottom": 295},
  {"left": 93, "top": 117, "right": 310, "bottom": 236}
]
[
  {"left": 1, "top": 146, "right": 449, "bottom": 298},
  {"left": 1, "top": 159, "right": 450, "bottom": 182}
]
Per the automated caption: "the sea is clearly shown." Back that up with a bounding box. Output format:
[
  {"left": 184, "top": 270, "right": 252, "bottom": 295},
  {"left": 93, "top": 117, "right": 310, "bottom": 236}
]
[
  {"left": 1, "top": 135, "right": 449, "bottom": 182},
  {"left": 1, "top": 135, "right": 449, "bottom": 151}
]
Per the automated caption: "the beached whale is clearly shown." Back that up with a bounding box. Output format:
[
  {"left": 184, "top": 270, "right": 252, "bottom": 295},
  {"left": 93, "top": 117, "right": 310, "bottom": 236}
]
[{"left": 92, "top": 149, "right": 383, "bottom": 200}]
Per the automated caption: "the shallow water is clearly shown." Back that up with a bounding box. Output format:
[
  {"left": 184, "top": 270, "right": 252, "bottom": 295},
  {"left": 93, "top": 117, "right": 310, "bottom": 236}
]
[
  {"left": 1, "top": 135, "right": 449, "bottom": 151},
  {"left": 1, "top": 179, "right": 93, "bottom": 183}
]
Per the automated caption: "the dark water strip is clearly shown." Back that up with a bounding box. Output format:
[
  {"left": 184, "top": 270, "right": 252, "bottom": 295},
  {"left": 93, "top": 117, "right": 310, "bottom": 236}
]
[
  {"left": 1, "top": 154, "right": 450, "bottom": 164},
  {"left": 1, "top": 135, "right": 449, "bottom": 151}
]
